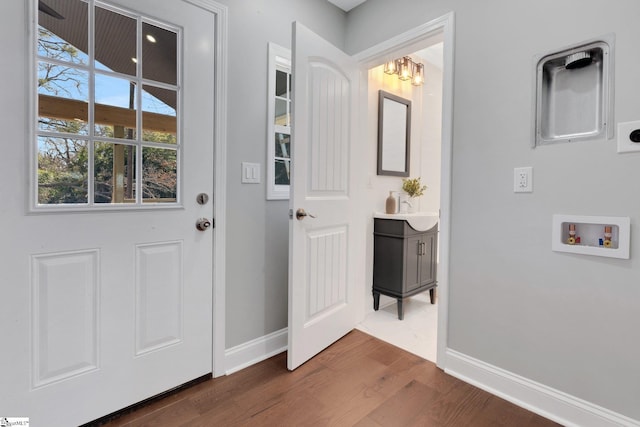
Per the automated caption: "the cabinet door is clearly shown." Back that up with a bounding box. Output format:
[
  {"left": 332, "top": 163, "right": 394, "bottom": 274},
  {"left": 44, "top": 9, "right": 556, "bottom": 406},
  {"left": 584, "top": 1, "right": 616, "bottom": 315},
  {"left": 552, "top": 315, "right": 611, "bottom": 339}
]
[
  {"left": 405, "top": 235, "right": 423, "bottom": 292},
  {"left": 420, "top": 232, "right": 438, "bottom": 286},
  {"left": 373, "top": 235, "right": 404, "bottom": 294}
]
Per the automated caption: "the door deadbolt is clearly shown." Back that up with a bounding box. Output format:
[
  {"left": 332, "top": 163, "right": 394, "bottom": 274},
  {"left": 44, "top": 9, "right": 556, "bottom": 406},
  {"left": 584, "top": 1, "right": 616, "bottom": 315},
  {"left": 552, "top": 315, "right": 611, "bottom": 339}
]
[
  {"left": 196, "top": 218, "right": 212, "bottom": 231},
  {"left": 196, "top": 193, "right": 209, "bottom": 205}
]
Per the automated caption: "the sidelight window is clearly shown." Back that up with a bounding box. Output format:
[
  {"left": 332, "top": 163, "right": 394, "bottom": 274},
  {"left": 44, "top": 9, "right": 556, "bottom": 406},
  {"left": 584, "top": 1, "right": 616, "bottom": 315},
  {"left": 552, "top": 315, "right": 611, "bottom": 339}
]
[{"left": 266, "top": 43, "right": 292, "bottom": 200}]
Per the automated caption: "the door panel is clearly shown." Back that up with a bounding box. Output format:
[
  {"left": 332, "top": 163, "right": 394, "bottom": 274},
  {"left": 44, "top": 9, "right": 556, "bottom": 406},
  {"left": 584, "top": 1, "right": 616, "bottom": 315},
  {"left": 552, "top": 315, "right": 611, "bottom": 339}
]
[
  {"left": 0, "top": 1, "right": 215, "bottom": 425},
  {"left": 32, "top": 250, "right": 99, "bottom": 387},
  {"left": 288, "top": 22, "right": 359, "bottom": 370},
  {"left": 135, "top": 241, "right": 183, "bottom": 354}
]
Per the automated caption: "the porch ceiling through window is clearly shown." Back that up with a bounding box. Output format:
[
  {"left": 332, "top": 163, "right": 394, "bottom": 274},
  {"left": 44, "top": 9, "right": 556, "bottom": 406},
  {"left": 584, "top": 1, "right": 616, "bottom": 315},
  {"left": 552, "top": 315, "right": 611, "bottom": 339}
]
[{"left": 39, "top": 0, "right": 177, "bottom": 109}]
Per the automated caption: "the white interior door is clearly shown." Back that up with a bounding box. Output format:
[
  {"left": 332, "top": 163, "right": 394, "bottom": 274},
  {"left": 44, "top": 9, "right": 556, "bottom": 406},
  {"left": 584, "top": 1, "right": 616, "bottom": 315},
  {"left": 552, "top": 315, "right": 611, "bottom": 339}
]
[
  {"left": 0, "top": 1, "right": 215, "bottom": 425},
  {"left": 288, "top": 22, "right": 360, "bottom": 370}
]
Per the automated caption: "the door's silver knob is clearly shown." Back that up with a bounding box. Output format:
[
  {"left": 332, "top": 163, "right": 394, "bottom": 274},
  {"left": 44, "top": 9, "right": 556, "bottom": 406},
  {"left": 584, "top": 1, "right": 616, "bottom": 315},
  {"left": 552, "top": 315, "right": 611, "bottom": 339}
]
[
  {"left": 295, "top": 208, "right": 317, "bottom": 221},
  {"left": 196, "top": 218, "right": 212, "bottom": 231}
]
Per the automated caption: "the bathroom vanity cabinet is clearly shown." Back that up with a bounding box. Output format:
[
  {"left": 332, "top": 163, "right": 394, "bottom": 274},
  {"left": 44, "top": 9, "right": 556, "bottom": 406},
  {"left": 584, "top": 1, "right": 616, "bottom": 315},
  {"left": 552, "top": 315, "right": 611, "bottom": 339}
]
[{"left": 373, "top": 217, "right": 437, "bottom": 320}]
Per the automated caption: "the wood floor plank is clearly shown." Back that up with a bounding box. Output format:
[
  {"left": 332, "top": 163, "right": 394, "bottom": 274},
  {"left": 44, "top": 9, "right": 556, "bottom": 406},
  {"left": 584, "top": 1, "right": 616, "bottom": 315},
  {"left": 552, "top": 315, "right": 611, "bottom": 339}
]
[
  {"left": 239, "top": 389, "right": 328, "bottom": 427},
  {"left": 179, "top": 400, "right": 247, "bottom": 427},
  {"left": 313, "top": 330, "right": 374, "bottom": 366},
  {"left": 468, "top": 394, "right": 558, "bottom": 427},
  {"left": 118, "top": 399, "right": 200, "bottom": 427},
  {"left": 96, "top": 330, "right": 561, "bottom": 427},
  {"left": 364, "top": 352, "right": 430, "bottom": 399},
  {"left": 418, "top": 380, "right": 493, "bottom": 426},
  {"left": 188, "top": 355, "right": 281, "bottom": 415},
  {"left": 408, "top": 359, "right": 460, "bottom": 396},
  {"left": 367, "top": 379, "right": 439, "bottom": 426},
  {"left": 366, "top": 339, "right": 416, "bottom": 367},
  {"left": 353, "top": 416, "right": 386, "bottom": 427}
]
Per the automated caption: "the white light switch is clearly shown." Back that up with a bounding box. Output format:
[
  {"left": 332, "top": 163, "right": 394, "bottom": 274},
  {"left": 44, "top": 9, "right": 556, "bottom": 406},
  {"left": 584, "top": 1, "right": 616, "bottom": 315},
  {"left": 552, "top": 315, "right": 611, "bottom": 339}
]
[
  {"left": 241, "top": 162, "right": 260, "bottom": 184},
  {"left": 514, "top": 167, "right": 533, "bottom": 193}
]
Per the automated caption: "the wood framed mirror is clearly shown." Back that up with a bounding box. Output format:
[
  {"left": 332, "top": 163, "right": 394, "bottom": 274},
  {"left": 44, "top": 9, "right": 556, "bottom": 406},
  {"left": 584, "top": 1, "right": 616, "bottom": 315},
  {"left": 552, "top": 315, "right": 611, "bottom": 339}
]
[{"left": 377, "top": 90, "right": 411, "bottom": 177}]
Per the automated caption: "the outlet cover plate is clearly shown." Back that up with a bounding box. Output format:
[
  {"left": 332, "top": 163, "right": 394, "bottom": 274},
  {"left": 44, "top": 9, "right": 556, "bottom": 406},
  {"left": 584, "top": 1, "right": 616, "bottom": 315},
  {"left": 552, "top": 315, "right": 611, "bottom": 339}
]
[
  {"left": 617, "top": 120, "right": 640, "bottom": 153},
  {"left": 514, "top": 167, "right": 533, "bottom": 193}
]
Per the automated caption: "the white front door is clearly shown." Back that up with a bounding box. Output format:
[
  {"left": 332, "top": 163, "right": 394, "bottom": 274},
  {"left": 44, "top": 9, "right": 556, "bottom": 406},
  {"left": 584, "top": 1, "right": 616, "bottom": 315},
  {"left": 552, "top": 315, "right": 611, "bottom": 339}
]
[
  {"left": 288, "top": 23, "right": 361, "bottom": 370},
  {"left": 0, "top": 1, "right": 215, "bottom": 425}
]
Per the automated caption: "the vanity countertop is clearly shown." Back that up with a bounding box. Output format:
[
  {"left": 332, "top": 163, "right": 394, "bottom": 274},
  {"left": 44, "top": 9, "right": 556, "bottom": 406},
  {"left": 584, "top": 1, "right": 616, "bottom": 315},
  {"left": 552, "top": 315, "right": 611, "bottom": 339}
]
[{"left": 373, "top": 212, "right": 439, "bottom": 231}]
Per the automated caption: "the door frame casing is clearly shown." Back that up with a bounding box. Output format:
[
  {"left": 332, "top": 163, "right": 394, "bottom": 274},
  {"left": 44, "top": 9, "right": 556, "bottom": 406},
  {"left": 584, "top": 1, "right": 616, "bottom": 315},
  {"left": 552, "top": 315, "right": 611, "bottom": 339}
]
[
  {"left": 183, "top": 0, "right": 228, "bottom": 377},
  {"left": 354, "top": 11, "right": 455, "bottom": 371}
]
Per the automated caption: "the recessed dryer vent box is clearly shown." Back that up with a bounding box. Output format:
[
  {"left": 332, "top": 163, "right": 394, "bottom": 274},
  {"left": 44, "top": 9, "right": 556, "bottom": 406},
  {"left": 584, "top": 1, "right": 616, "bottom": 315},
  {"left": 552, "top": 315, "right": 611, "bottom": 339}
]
[{"left": 534, "top": 35, "right": 614, "bottom": 146}]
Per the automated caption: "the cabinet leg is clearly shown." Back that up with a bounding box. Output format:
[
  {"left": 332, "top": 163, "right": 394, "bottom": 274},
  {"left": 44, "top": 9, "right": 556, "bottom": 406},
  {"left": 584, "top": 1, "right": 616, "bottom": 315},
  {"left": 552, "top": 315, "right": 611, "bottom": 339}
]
[
  {"left": 430, "top": 288, "right": 437, "bottom": 304},
  {"left": 373, "top": 291, "right": 380, "bottom": 311},
  {"left": 397, "top": 298, "right": 404, "bottom": 320}
]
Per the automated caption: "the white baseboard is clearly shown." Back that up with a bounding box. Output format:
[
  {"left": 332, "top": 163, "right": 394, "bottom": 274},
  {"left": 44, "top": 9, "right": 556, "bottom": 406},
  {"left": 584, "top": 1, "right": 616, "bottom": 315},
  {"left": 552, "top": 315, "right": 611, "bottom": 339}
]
[
  {"left": 445, "top": 349, "right": 640, "bottom": 427},
  {"left": 224, "top": 328, "right": 287, "bottom": 375}
]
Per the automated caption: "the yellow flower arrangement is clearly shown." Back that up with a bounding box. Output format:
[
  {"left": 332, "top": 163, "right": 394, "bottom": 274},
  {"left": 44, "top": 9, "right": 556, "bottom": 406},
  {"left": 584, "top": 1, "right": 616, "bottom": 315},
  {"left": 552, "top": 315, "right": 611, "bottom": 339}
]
[{"left": 402, "top": 177, "right": 427, "bottom": 198}]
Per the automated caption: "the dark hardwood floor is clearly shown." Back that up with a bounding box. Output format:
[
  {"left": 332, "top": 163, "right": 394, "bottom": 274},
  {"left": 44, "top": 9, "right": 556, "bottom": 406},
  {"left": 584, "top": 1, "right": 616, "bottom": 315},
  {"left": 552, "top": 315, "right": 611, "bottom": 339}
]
[{"left": 99, "top": 330, "right": 560, "bottom": 426}]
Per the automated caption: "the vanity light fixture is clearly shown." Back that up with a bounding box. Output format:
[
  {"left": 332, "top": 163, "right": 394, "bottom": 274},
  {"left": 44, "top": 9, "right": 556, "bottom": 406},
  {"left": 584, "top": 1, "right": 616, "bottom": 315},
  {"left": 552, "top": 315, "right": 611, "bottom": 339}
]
[
  {"left": 411, "top": 62, "right": 424, "bottom": 86},
  {"left": 383, "top": 59, "right": 398, "bottom": 75},
  {"left": 383, "top": 56, "right": 424, "bottom": 86}
]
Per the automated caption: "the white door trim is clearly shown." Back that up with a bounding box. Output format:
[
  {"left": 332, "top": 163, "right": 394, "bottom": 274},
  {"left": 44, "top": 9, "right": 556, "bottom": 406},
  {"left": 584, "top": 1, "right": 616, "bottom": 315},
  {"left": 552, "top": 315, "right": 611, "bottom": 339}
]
[
  {"left": 184, "top": 0, "right": 228, "bottom": 377},
  {"left": 354, "top": 12, "right": 455, "bottom": 371}
]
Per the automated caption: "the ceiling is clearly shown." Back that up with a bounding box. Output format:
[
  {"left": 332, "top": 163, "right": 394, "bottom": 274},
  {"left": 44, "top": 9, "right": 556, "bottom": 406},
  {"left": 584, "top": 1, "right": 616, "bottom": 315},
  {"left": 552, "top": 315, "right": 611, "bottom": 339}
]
[{"left": 326, "top": 0, "right": 367, "bottom": 12}]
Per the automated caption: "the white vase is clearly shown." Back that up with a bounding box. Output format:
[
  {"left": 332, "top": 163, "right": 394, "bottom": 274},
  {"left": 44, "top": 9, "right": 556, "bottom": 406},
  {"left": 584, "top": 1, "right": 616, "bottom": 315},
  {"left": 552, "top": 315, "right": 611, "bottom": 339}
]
[
  {"left": 409, "top": 197, "right": 420, "bottom": 213},
  {"left": 399, "top": 193, "right": 410, "bottom": 213},
  {"left": 408, "top": 197, "right": 418, "bottom": 213}
]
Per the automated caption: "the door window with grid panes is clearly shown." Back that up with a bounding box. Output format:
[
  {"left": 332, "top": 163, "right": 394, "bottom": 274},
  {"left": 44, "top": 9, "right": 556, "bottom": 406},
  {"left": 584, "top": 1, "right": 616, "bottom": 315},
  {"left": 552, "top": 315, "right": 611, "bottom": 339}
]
[
  {"left": 267, "top": 43, "right": 291, "bottom": 200},
  {"left": 35, "top": 0, "right": 180, "bottom": 209}
]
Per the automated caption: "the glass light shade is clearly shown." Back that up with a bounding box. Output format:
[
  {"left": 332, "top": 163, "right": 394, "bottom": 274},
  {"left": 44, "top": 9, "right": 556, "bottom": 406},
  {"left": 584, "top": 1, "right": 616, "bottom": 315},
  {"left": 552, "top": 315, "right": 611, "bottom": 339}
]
[
  {"left": 383, "top": 60, "right": 397, "bottom": 75},
  {"left": 412, "top": 62, "right": 424, "bottom": 86},
  {"left": 398, "top": 57, "right": 412, "bottom": 81}
]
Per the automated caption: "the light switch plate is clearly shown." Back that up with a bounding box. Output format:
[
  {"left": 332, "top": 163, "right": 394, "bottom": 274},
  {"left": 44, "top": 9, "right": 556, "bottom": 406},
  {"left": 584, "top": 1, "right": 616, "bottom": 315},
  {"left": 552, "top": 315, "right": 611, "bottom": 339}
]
[
  {"left": 241, "top": 162, "right": 260, "bottom": 184},
  {"left": 617, "top": 120, "right": 640, "bottom": 153},
  {"left": 514, "top": 167, "right": 533, "bottom": 193}
]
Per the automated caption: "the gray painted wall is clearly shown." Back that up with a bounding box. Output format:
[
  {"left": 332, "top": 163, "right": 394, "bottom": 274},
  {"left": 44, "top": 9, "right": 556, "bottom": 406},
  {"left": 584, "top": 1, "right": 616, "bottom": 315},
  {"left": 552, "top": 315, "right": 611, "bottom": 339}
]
[
  {"left": 216, "top": 0, "right": 346, "bottom": 348},
  {"left": 347, "top": 0, "right": 640, "bottom": 420}
]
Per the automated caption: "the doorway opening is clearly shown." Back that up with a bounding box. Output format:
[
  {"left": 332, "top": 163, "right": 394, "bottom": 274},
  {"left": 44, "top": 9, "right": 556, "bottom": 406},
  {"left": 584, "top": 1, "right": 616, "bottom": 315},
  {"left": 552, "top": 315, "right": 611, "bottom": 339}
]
[
  {"left": 358, "top": 40, "right": 443, "bottom": 363},
  {"left": 353, "top": 13, "right": 454, "bottom": 368}
]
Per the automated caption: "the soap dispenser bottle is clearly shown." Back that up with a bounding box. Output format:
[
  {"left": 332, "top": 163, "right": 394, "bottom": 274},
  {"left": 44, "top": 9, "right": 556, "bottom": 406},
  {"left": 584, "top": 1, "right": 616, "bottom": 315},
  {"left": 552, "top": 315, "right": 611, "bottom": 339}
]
[{"left": 385, "top": 191, "right": 397, "bottom": 214}]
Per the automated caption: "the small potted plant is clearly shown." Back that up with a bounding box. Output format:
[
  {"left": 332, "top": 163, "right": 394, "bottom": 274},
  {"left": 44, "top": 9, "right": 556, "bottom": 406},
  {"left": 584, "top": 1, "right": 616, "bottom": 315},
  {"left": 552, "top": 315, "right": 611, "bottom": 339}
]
[
  {"left": 400, "top": 177, "right": 427, "bottom": 212},
  {"left": 402, "top": 177, "right": 427, "bottom": 198}
]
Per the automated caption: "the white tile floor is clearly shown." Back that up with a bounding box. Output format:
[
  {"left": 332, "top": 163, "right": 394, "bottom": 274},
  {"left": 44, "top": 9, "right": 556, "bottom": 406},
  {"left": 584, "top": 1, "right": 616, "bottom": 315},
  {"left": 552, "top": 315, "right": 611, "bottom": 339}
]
[{"left": 356, "top": 292, "right": 438, "bottom": 363}]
